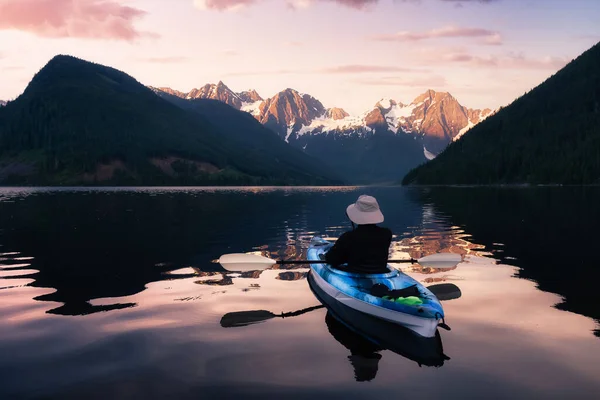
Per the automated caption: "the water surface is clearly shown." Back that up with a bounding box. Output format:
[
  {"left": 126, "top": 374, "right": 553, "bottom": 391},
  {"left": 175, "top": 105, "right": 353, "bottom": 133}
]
[{"left": 1, "top": 186, "right": 599, "bottom": 399}]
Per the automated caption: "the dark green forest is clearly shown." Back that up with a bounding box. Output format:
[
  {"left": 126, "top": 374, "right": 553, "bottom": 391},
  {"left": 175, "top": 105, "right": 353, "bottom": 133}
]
[
  {"left": 403, "top": 41, "right": 600, "bottom": 185},
  {"left": 0, "top": 55, "right": 341, "bottom": 186}
]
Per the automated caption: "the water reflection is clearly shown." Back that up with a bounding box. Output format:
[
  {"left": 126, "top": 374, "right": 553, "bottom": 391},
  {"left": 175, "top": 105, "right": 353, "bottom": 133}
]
[
  {"left": 0, "top": 187, "right": 423, "bottom": 315},
  {"left": 307, "top": 270, "right": 450, "bottom": 380},
  {"left": 2, "top": 187, "right": 600, "bottom": 399},
  {"left": 412, "top": 187, "right": 600, "bottom": 337},
  {"left": 218, "top": 271, "right": 450, "bottom": 384}
]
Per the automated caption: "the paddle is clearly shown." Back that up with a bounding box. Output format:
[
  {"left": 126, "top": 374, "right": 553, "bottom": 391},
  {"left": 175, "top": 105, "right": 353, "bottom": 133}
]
[
  {"left": 220, "top": 283, "right": 462, "bottom": 328},
  {"left": 426, "top": 283, "right": 462, "bottom": 301},
  {"left": 217, "top": 252, "right": 462, "bottom": 272},
  {"left": 220, "top": 305, "right": 325, "bottom": 328}
]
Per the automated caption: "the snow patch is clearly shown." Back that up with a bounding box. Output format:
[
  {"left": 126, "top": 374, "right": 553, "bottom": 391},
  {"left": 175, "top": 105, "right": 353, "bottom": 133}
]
[
  {"left": 377, "top": 98, "right": 392, "bottom": 110},
  {"left": 424, "top": 146, "right": 436, "bottom": 160},
  {"left": 455, "top": 120, "right": 475, "bottom": 141},
  {"left": 285, "top": 121, "right": 296, "bottom": 143},
  {"left": 241, "top": 101, "right": 262, "bottom": 116},
  {"left": 384, "top": 103, "right": 416, "bottom": 134},
  {"left": 297, "top": 114, "right": 366, "bottom": 137}
]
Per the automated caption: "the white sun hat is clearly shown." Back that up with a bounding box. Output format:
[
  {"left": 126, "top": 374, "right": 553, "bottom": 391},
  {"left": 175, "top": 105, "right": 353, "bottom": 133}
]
[{"left": 346, "top": 195, "right": 384, "bottom": 225}]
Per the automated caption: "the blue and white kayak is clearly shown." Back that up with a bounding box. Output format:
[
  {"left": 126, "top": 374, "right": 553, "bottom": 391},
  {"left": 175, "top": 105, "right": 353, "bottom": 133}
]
[{"left": 307, "top": 236, "right": 445, "bottom": 338}]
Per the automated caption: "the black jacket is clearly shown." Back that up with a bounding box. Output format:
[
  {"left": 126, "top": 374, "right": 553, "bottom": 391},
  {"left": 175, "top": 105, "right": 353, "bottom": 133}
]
[{"left": 324, "top": 224, "right": 392, "bottom": 274}]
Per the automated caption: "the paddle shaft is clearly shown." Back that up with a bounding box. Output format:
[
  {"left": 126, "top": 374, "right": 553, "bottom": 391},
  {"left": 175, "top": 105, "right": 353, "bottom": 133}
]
[{"left": 275, "top": 259, "right": 416, "bottom": 265}]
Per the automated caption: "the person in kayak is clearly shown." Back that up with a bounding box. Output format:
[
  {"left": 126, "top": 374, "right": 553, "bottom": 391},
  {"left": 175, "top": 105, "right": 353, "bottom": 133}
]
[{"left": 324, "top": 195, "right": 392, "bottom": 274}]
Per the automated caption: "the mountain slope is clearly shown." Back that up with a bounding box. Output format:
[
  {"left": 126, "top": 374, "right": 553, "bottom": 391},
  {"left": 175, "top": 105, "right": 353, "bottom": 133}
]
[
  {"left": 151, "top": 90, "right": 342, "bottom": 183},
  {"left": 257, "top": 89, "right": 327, "bottom": 140},
  {"left": 0, "top": 55, "right": 340, "bottom": 185},
  {"left": 402, "top": 41, "right": 600, "bottom": 185}
]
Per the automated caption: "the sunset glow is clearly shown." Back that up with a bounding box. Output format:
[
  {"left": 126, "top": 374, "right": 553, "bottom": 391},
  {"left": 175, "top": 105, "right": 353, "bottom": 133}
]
[{"left": 1, "top": 0, "right": 599, "bottom": 113}]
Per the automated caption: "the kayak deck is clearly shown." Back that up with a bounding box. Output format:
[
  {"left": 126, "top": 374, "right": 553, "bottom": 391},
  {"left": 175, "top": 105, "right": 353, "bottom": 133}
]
[{"left": 307, "top": 236, "right": 445, "bottom": 337}]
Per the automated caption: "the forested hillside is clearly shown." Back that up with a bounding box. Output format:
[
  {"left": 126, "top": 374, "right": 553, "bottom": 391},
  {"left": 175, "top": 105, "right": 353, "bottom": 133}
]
[
  {"left": 0, "top": 55, "right": 340, "bottom": 186},
  {"left": 403, "top": 41, "right": 600, "bottom": 185}
]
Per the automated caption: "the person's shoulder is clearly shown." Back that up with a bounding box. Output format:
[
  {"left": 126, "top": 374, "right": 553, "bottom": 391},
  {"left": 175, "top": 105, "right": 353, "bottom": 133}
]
[
  {"left": 378, "top": 225, "right": 393, "bottom": 237},
  {"left": 335, "top": 230, "right": 354, "bottom": 240}
]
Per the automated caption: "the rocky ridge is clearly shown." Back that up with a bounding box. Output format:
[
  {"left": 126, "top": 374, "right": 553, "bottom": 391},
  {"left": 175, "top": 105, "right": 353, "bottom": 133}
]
[{"left": 151, "top": 83, "right": 493, "bottom": 156}]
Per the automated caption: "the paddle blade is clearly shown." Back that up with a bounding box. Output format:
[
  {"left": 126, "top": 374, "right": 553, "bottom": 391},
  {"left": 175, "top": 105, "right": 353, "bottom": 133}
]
[
  {"left": 427, "top": 283, "right": 462, "bottom": 301},
  {"left": 220, "top": 310, "right": 277, "bottom": 327},
  {"left": 218, "top": 253, "right": 277, "bottom": 271},
  {"left": 416, "top": 253, "right": 462, "bottom": 269}
]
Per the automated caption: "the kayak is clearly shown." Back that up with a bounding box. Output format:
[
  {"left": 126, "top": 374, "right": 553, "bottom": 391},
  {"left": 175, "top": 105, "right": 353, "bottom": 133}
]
[
  {"left": 307, "top": 272, "right": 450, "bottom": 368},
  {"left": 307, "top": 236, "right": 445, "bottom": 338}
]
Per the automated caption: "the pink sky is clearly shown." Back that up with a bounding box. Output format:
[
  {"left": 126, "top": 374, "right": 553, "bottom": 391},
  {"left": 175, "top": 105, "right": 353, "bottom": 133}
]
[{"left": 0, "top": 0, "right": 599, "bottom": 113}]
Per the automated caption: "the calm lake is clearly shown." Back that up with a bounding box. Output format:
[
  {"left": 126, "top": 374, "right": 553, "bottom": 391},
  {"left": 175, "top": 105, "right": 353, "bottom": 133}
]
[{"left": 1, "top": 186, "right": 599, "bottom": 399}]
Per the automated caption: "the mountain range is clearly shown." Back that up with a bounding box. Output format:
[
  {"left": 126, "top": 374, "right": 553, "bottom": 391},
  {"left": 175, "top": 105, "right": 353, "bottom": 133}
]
[
  {"left": 150, "top": 83, "right": 493, "bottom": 156},
  {"left": 0, "top": 55, "right": 341, "bottom": 186},
  {"left": 150, "top": 84, "right": 493, "bottom": 183},
  {"left": 403, "top": 40, "right": 600, "bottom": 185}
]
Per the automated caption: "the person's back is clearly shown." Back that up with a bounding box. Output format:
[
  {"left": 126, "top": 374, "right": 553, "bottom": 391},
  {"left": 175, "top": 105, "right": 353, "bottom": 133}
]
[{"left": 324, "top": 195, "right": 392, "bottom": 274}]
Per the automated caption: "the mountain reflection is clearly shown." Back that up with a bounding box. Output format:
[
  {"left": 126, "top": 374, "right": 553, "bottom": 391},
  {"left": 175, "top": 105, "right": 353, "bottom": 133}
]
[
  {"left": 1, "top": 185, "right": 599, "bottom": 341},
  {"left": 412, "top": 187, "right": 600, "bottom": 337},
  {"left": 0, "top": 187, "right": 423, "bottom": 315}
]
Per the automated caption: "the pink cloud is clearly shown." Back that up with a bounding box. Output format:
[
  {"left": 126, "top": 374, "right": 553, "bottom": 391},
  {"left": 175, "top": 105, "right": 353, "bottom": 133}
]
[
  {"left": 194, "top": 0, "right": 501, "bottom": 11},
  {"left": 223, "top": 64, "right": 422, "bottom": 75},
  {"left": 370, "top": 26, "right": 503, "bottom": 45},
  {"left": 423, "top": 49, "right": 570, "bottom": 70},
  {"left": 194, "top": 0, "right": 378, "bottom": 11},
  {"left": 319, "top": 65, "right": 420, "bottom": 73},
  {"left": 284, "top": 41, "right": 305, "bottom": 47},
  {"left": 140, "top": 57, "right": 190, "bottom": 63},
  {"left": 193, "top": 0, "right": 259, "bottom": 11},
  {"left": 354, "top": 75, "right": 448, "bottom": 87},
  {"left": 0, "top": 0, "right": 152, "bottom": 41}
]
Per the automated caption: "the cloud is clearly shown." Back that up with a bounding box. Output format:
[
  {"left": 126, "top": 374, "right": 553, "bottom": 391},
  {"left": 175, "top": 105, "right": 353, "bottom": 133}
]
[
  {"left": 193, "top": 0, "right": 259, "bottom": 11},
  {"left": 194, "top": 0, "right": 378, "bottom": 11},
  {"left": 223, "top": 69, "right": 296, "bottom": 76},
  {"left": 284, "top": 41, "right": 305, "bottom": 47},
  {"left": 194, "top": 0, "right": 501, "bottom": 11},
  {"left": 219, "top": 49, "right": 239, "bottom": 56},
  {"left": 354, "top": 75, "right": 448, "bottom": 87},
  {"left": 139, "top": 57, "right": 190, "bottom": 63},
  {"left": 0, "top": 0, "right": 153, "bottom": 41},
  {"left": 223, "top": 64, "right": 422, "bottom": 76},
  {"left": 414, "top": 48, "right": 570, "bottom": 70},
  {"left": 1, "top": 65, "right": 26, "bottom": 71},
  {"left": 318, "top": 65, "right": 420, "bottom": 73},
  {"left": 370, "top": 26, "right": 503, "bottom": 45},
  {"left": 440, "top": 0, "right": 500, "bottom": 3}
]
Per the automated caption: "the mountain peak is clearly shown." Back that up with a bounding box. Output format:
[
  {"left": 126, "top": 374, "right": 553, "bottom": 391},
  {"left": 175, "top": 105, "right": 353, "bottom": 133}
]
[
  {"left": 326, "top": 107, "right": 349, "bottom": 120},
  {"left": 258, "top": 88, "right": 326, "bottom": 139},
  {"left": 403, "top": 41, "right": 600, "bottom": 185},
  {"left": 185, "top": 81, "right": 242, "bottom": 108},
  {"left": 238, "top": 89, "right": 263, "bottom": 103},
  {"left": 412, "top": 89, "right": 454, "bottom": 105},
  {"left": 375, "top": 98, "right": 404, "bottom": 110}
]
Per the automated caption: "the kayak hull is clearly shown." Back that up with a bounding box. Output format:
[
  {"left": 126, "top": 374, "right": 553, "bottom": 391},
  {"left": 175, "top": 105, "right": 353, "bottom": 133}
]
[
  {"left": 307, "top": 272, "right": 449, "bottom": 367},
  {"left": 307, "top": 236, "right": 444, "bottom": 338}
]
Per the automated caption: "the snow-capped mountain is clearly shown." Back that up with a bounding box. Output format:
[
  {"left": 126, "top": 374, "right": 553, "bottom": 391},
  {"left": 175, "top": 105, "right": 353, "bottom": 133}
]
[
  {"left": 150, "top": 82, "right": 265, "bottom": 122},
  {"left": 151, "top": 83, "right": 492, "bottom": 157},
  {"left": 0, "top": 100, "right": 6, "bottom": 107}
]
